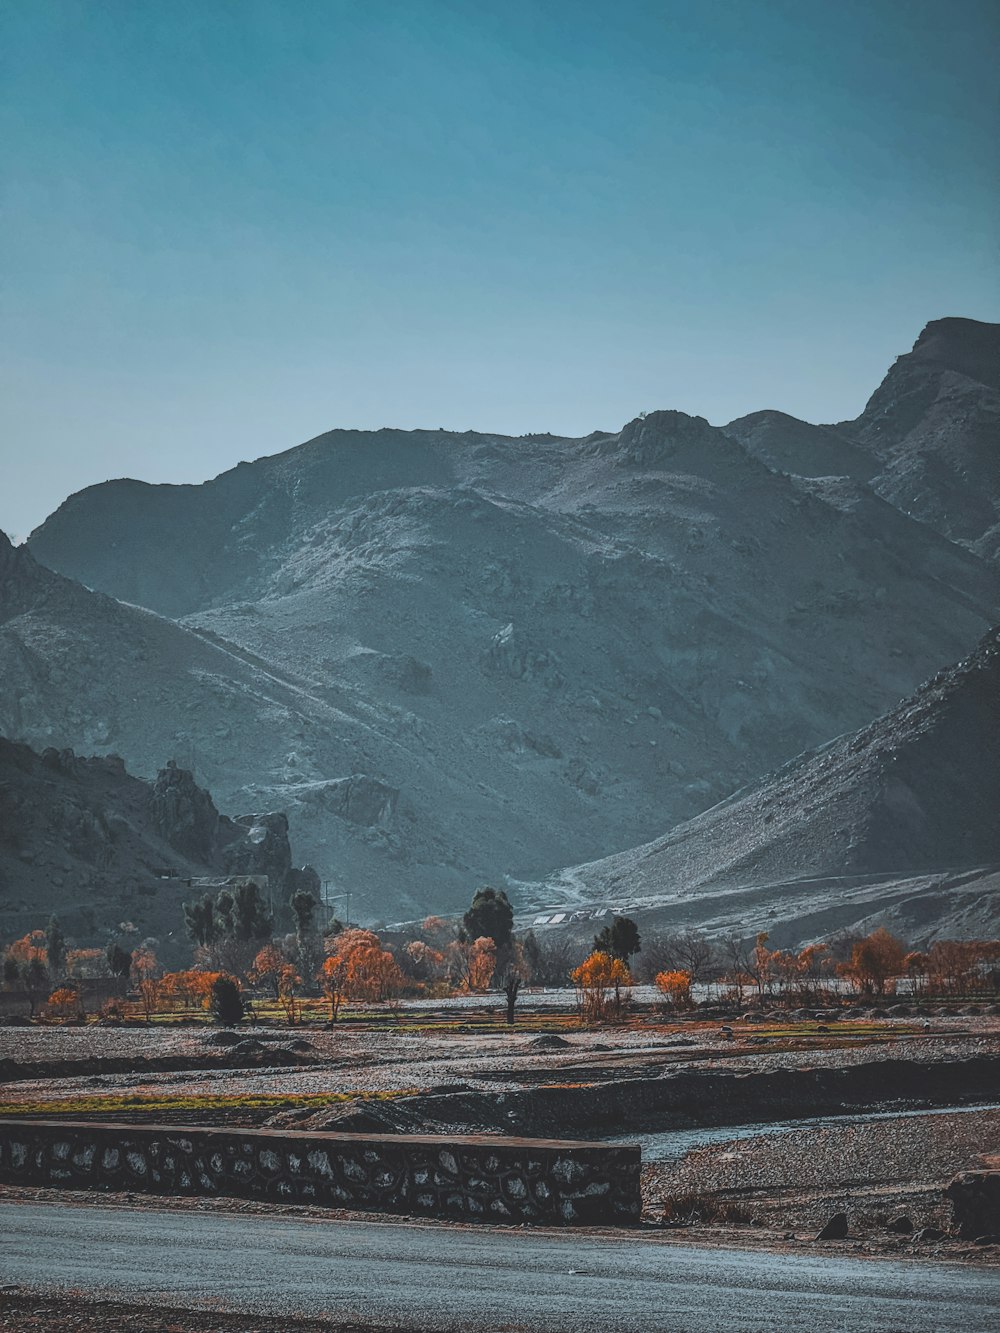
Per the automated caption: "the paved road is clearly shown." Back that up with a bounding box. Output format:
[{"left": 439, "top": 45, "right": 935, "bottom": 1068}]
[{"left": 2, "top": 1201, "right": 998, "bottom": 1332}]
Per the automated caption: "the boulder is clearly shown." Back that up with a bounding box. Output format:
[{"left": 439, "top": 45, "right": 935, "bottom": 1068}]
[{"left": 815, "top": 1213, "right": 849, "bottom": 1240}]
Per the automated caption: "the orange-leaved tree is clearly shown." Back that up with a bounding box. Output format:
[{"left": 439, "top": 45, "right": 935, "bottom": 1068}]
[
  {"left": 836, "top": 927, "right": 906, "bottom": 996},
  {"left": 654, "top": 968, "right": 693, "bottom": 1008},
  {"left": 276, "top": 963, "right": 302, "bottom": 1025},
  {"left": 324, "top": 929, "right": 405, "bottom": 1002},
  {"left": 465, "top": 936, "right": 497, "bottom": 993},
  {"left": 46, "top": 986, "right": 84, "bottom": 1020},
  {"left": 248, "top": 944, "right": 287, "bottom": 1000},
  {"left": 571, "top": 951, "right": 632, "bottom": 1022},
  {"left": 130, "top": 945, "right": 161, "bottom": 1023},
  {"left": 319, "top": 954, "right": 348, "bottom": 1022}
]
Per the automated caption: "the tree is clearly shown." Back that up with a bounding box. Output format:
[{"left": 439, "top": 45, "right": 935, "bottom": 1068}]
[
  {"left": 276, "top": 963, "right": 302, "bottom": 1025},
  {"left": 639, "top": 929, "right": 714, "bottom": 984},
  {"left": 837, "top": 927, "right": 906, "bottom": 996},
  {"left": 654, "top": 969, "right": 693, "bottom": 1008},
  {"left": 183, "top": 894, "right": 219, "bottom": 949},
  {"left": 593, "top": 916, "right": 641, "bottom": 963},
  {"left": 25, "top": 957, "right": 49, "bottom": 1016},
  {"left": 106, "top": 942, "right": 132, "bottom": 994},
  {"left": 571, "top": 951, "right": 632, "bottom": 1022},
  {"left": 46, "top": 916, "right": 66, "bottom": 982},
  {"left": 500, "top": 969, "right": 523, "bottom": 1026},
  {"left": 46, "top": 986, "right": 83, "bottom": 1021},
  {"left": 248, "top": 944, "right": 286, "bottom": 1000},
  {"left": 325, "top": 929, "right": 405, "bottom": 1002},
  {"left": 186, "top": 881, "right": 274, "bottom": 977},
  {"left": 210, "top": 974, "right": 245, "bottom": 1026},
  {"left": 319, "top": 955, "right": 348, "bottom": 1022},
  {"left": 66, "top": 948, "right": 106, "bottom": 979},
  {"left": 465, "top": 937, "right": 497, "bottom": 993},
  {"left": 131, "top": 946, "right": 161, "bottom": 1023},
  {"left": 461, "top": 887, "right": 513, "bottom": 953},
  {"left": 289, "top": 889, "right": 321, "bottom": 990}
]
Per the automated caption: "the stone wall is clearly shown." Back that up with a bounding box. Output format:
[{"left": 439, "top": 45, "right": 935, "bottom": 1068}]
[{"left": 0, "top": 1120, "right": 640, "bottom": 1226}]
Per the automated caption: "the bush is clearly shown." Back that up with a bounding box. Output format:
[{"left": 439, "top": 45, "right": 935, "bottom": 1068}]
[{"left": 210, "top": 974, "right": 245, "bottom": 1026}]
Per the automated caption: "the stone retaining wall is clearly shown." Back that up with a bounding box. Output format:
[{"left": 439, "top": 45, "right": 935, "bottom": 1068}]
[{"left": 0, "top": 1120, "right": 640, "bottom": 1226}]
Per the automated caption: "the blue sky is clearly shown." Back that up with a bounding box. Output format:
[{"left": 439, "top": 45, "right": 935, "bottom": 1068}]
[{"left": 2, "top": 0, "right": 997, "bottom": 539}]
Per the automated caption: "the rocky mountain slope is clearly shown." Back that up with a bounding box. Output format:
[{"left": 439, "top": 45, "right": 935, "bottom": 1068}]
[
  {"left": 727, "top": 317, "right": 1000, "bottom": 564},
  {"left": 528, "top": 628, "right": 1000, "bottom": 947},
  {"left": 0, "top": 736, "right": 305, "bottom": 955},
  {"left": 13, "top": 321, "right": 1000, "bottom": 922}
]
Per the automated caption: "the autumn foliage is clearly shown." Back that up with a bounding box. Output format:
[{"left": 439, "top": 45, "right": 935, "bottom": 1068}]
[
  {"left": 570, "top": 951, "right": 632, "bottom": 1022},
  {"left": 654, "top": 969, "right": 693, "bottom": 1008}
]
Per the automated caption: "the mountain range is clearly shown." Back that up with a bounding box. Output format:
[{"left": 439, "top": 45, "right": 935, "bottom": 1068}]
[
  {"left": 4, "top": 317, "right": 997, "bottom": 929},
  {"left": 527, "top": 626, "right": 999, "bottom": 947}
]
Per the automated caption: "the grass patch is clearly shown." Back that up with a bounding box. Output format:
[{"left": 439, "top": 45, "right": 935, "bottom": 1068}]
[{"left": 0, "top": 1089, "right": 422, "bottom": 1118}]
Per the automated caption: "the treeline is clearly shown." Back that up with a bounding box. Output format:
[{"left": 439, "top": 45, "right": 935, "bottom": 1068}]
[{"left": 3, "top": 894, "right": 1000, "bottom": 1026}]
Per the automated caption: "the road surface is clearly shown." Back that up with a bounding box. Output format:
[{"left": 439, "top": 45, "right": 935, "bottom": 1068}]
[{"left": 1, "top": 1201, "right": 998, "bottom": 1332}]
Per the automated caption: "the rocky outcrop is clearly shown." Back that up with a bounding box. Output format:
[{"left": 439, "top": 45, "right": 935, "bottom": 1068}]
[
  {"left": 222, "top": 812, "right": 293, "bottom": 884},
  {"left": 312, "top": 776, "right": 399, "bottom": 829},
  {"left": 147, "top": 760, "right": 223, "bottom": 863},
  {"left": 483, "top": 623, "right": 564, "bottom": 689}
]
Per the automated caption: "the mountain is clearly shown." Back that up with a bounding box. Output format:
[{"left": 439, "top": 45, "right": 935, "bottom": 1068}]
[
  {"left": 14, "top": 322, "right": 1000, "bottom": 922},
  {"left": 527, "top": 628, "right": 1000, "bottom": 947},
  {"left": 727, "top": 317, "right": 1000, "bottom": 564},
  {"left": 0, "top": 736, "right": 304, "bottom": 956}
]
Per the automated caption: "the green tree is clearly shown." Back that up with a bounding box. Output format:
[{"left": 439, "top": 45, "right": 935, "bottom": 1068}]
[
  {"left": 289, "top": 888, "right": 321, "bottom": 989},
  {"left": 216, "top": 881, "right": 273, "bottom": 944},
  {"left": 25, "top": 957, "right": 49, "bottom": 1017},
  {"left": 594, "top": 915, "right": 641, "bottom": 963},
  {"left": 209, "top": 974, "right": 245, "bottom": 1026},
  {"left": 106, "top": 942, "right": 132, "bottom": 993},
  {"left": 461, "top": 887, "right": 514, "bottom": 952},
  {"left": 182, "top": 894, "right": 218, "bottom": 949},
  {"left": 46, "top": 916, "right": 66, "bottom": 982}
]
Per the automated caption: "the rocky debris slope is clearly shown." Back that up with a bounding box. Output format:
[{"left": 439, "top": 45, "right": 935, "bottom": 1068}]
[
  {"left": 727, "top": 317, "right": 1000, "bottom": 564},
  {"left": 531, "top": 628, "right": 1000, "bottom": 944},
  {"left": 0, "top": 735, "right": 309, "bottom": 951},
  {"left": 14, "top": 321, "right": 1000, "bottom": 921}
]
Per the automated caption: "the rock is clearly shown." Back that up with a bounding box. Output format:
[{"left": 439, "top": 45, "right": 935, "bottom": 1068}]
[
  {"left": 946, "top": 1169, "right": 1000, "bottom": 1238},
  {"left": 974, "top": 1234, "right": 1000, "bottom": 1246},
  {"left": 886, "top": 1216, "right": 913, "bottom": 1234},
  {"left": 914, "top": 1227, "right": 945, "bottom": 1242},
  {"left": 815, "top": 1213, "right": 849, "bottom": 1241},
  {"left": 223, "top": 811, "right": 293, "bottom": 882},
  {"left": 147, "top": 759, "right": 223, "bottom": 862},
  {"left": 483, "top": 622, "right": 564, "bottom": 689},
  {"left": 310, "top": 775, "right": 399, "bottom": 828}
]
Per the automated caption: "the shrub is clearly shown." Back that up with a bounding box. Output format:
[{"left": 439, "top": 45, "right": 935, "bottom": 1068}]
[{"left": 210, "top": 974, "right": 245, "bottom": 1026}]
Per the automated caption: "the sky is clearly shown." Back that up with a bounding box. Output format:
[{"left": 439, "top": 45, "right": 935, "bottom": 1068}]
[{"left": 2, "top": 0, "right": 998, "bottom": 540}]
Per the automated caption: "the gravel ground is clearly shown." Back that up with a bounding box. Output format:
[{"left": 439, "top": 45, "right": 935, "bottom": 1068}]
[
  {"left": 644, "top": 1106, "right": 1000, "bottom": 1256},
  {"left": 2, "top": 1017, "right": 998, "bottom": 1110},
  {"left": 0, "top": 1292, "right": 397, "bottom": 1332}
]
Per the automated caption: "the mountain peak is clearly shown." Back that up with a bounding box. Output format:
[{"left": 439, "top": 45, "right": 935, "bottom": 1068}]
[{"left": 906, "top": 316, "right": 1000, "bottom": 391}]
